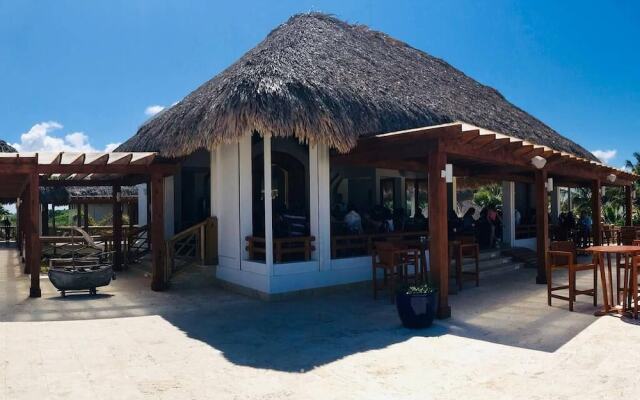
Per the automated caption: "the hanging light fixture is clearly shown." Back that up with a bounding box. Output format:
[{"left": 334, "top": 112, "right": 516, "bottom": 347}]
[{"left": 531, "top": 156, "right": 547, "bottom": 170}]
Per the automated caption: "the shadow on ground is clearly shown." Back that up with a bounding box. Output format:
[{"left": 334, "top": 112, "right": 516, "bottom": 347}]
[{"left": 0, "top": 245, "right": 603, "bottom": 372}]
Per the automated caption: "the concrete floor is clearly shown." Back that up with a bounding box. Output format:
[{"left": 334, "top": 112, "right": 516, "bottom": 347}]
[{"left": 1, "top": 243, "right": 639, "bottom": 400}]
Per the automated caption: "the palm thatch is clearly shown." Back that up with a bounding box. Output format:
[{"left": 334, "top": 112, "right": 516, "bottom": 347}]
[
  {"left": 117, "top": 13, "right": 596, "bottom": 161},
  {"left": 0, "top": 140, "right": 17, "bottom": 153},
  {"left": 40, "top": 186, "right": 138, "bottom": 205}
]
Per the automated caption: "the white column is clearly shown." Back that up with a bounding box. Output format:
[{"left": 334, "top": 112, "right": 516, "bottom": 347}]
[
  {"left": 137, "top": 184, "right": 148, "bottom": 225},
  {"left": 309, "top": 144, "right": 320, "bottom": 262},
  {"left": 263, "top": 136, "right": 274, "bottom": 275},
  {"left": 310, "top": 143, "right": 331, "bottom": 270},
  {"left": 210, "top": 148, "right": 217, "bottom": 217},
  {"left": 502, "top": 181, "right": 516, "bottom": 247}
]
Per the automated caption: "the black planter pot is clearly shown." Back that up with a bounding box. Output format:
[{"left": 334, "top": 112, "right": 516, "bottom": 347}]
[{"left": 395, "top": 290, "right": 438, "bottom": 329}]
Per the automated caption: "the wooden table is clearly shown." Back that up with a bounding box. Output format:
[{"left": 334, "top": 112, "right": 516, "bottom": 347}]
[{"left": 585, "top": 245, "right": 640, "bottom": 316}]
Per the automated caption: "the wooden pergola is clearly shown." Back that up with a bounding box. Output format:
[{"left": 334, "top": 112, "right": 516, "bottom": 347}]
[
  {"left": 333, "top": 122, "right": 638, "bottom": 318},
  {"left": 0, "top": 151, "right": 176, "bottom": 297}
]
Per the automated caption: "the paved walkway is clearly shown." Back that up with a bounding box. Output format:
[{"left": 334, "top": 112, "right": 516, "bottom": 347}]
[{"left": 1, "top": 244, "right": 640, "bottom": 399}]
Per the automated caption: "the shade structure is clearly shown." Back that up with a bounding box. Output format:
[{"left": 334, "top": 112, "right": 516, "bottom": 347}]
[{"left": 0, "top": 151, "right": 176, "bottom": 297}]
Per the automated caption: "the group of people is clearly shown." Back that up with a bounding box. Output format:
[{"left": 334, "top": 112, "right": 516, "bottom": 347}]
[
  {"left": 333, "top": 194, "right": 505, "bottom": 250},
  {"left": 331, "top": 194, "right": 428, "bottom": 236},
  {"left": 453, "top": 206, "right": 503, "bottom": 249},
  {"left": 557, "top": 210, "right": 593, "bottom": 247}
]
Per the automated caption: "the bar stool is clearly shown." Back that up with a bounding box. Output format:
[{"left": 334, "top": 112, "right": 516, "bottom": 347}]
[
  {"left": 547, "top": 241, "right": 597, "bottom": 311},
  {"left": 616, "top": 227, "right": 640, "bottom": 302},
  {"left": 372, "top": 242, "right": 419, "bottom": 302},
  {"left": 453, "top": 235, "right": 480, "bottom": 290}
]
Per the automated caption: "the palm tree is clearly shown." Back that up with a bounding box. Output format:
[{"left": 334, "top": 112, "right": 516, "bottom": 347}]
[{"left": 625, "top": 152, "right": 640, "bottom": 207}]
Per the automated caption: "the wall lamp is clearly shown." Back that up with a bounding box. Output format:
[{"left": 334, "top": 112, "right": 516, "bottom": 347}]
[
  {"left": 546, "top": 177, "right": 554, "bottom": 193},
  {"left": 606, "top": 174, "right": 617, "bottom": 184},
  {"left": 440, "top": 163, "right": 453, "bottom": 183}
]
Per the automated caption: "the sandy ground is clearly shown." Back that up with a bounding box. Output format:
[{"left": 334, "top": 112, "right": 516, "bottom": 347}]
[{"left": 1, "top": 243, "right": 639, "bottom": 400}]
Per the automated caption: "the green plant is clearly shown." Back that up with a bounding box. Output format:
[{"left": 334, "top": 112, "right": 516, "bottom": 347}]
[
  {"left": 402, "top": 283, "right": 437, "bottom": 295},
  {"left": 473, "top": 184, "right": 502, "bottom": 209},
  {"left": 603, "top": 203, "right": 624, "bottom": 225}
]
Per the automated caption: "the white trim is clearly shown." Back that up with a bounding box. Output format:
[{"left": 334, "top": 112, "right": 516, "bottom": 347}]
[{"left": 274, "top": 260, "right": 319, "bottom": 276}]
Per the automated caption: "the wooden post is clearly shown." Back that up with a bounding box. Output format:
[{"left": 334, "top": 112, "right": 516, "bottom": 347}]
[
  {"left": 51, "top": 204, "right": 56, "bottom": 234},
  {"left": 41, "top": 203, "right": 49, "bottom": 235},
  {"left": 625, "top": 185, "right": 633, "bottom": 226},
  {"left": 428, "top": 146, "right": 451, "bottom": 319},
  {"left": 76, "top": 203, "right": 81, "bottom": 227},
  {"left": 112, "top": 184, "right": 123, "bottom": 271},
  {"left": 535, "top": 169, "right": 548, "bottom": 284},
  {"left": 28, "top": 172, "right": 41, "bottom": 297},
  {"left": 592, "top": 180, "right": 602, "bottom": 246},
  {"left": 83, "top": 203, "right": 89, "bottom": 230},
  {"left": 150, "top": 173, "right": 166, "bottom": 291},
  {"left": 21, "top": 186, "right": 30, "bottom": 271},
  {"left": 204, "top": 217, "right": 218, "bottom": 265},
  {"left": 16, "top": 198, "right": 23, "bottom": 252}
]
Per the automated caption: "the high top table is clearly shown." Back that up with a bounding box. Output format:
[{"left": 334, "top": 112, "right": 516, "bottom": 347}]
[{"left": 585, "top": 245, "right": 640, "bottom": 317}]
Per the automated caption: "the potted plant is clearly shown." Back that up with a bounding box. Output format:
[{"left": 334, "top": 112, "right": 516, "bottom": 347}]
[{"left": 396, "top": 283, "right": 438, "bottom": 329}]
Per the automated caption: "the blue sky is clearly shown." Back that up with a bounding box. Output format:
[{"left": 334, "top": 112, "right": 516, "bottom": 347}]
[{"left": 0, "top": 0, "right": 638, "bottom": 167}]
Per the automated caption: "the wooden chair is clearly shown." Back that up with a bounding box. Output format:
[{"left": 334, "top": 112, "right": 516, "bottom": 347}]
[
  {"left": 452, "top": 235, "right": 480, "bottom": 290},
  {"left": 615, "top": 227, "right": 640, "bottom": 302},
  {"left": 372, "top": 241, "right": 419, "bottom": 302},
  {"left": 547, "top": 241, "right": 597, "bottom": 311},
  {"left": 602, "top": 225, "right": 614, "bottom": 245}
]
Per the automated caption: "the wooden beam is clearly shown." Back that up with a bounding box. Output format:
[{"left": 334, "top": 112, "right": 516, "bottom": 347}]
[
  {"left": 428, "top": 146, "right": 451, "bottom": 319},
  {"left": 535, "top": 169, "right": 548, "bottom": 285},
  {"left": 625, "top": 185, "right": 633, "bottom": 226},
  {"left": 150, "top": 173, "right": 166, "bottom": 291},
  {"left": 28, "top": 172, "right": 41, "bottom": 297},
  {"left": 112, "top": 184, "right": 123, "bottom": 271},
  {"left": 37, "top": 163, "right": 176, "bottom": 175}
]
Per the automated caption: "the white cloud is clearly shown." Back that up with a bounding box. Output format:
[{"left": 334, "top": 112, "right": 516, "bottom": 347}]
[
  {"left": 592, "top": 149, "right": 617, "bottom": 164},
  {"left": 144, "top": 105, "right": 165, "bottom": 116},
  {"left": 11, "top": 121, "right": 118, "bottom": 153},
  {"left": 104, "top": 142, "right": 121, "bottom": 152}
]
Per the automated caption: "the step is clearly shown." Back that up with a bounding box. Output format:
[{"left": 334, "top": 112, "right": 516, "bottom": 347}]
[
  {"left": 453, "top": 255, "right": 517, "bottom": 270},
  {"left": 478, "top": 261, "right": 525, "bottom": 278}
]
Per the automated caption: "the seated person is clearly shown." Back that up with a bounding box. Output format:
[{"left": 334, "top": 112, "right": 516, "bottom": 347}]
[{"left": 343, "top": 204, "right": 363, "bottom": 234}]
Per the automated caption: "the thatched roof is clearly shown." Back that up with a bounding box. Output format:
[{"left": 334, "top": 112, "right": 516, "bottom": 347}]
[
  {"left": 0, "top": 140, "right": 17, "bottom": 153},
  {"left": 117, "top": 13, "right": 597, "bottom": 161},
  {"left": 40, "top": 186, "right": 138, "bottom": 205}
]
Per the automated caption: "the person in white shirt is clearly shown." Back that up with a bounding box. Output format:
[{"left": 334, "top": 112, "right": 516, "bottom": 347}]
[{"left": 344, "top": 204, "right": 363, "bottom": 234}]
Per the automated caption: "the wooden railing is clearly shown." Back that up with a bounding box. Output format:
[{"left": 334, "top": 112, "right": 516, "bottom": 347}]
[
  {"left": 331, "top": 230, "right": 428, "bottom": 259},
  {"left": 164, "top": 217, "right": 217, "bottom": 281},
  {"left": 245, "top": 236, "right": 316, "bottom": 263},
  {"left": 126, "top": 225, "right": 149, "bottom": 264}
]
